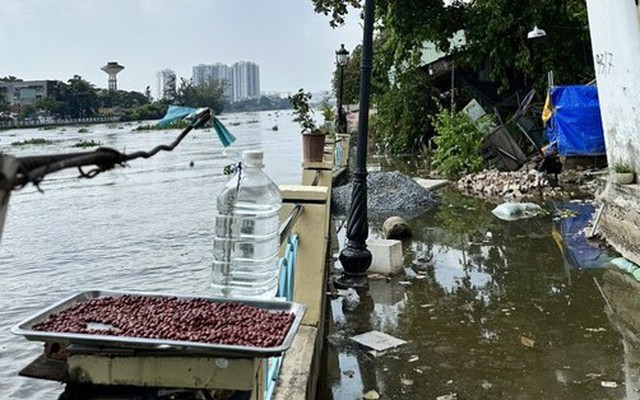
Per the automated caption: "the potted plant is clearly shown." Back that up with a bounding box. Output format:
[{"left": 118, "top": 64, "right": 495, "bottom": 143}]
[
  {"left": 290, "top": 88, "right": 326, "bottom": 163},
  {"left": 610, "top": 162, "right": 635, "bottom": 184}
]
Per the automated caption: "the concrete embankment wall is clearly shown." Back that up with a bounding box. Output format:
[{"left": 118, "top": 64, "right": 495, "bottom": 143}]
[{"left": 599, "top": 182, "right": 640, "bottom": 265}]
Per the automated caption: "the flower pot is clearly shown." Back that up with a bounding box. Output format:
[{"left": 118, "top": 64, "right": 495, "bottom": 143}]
[
  {"left": 610, "top": 172, "right": 635, "bottom": 184},
  {"left": 303, "top": 132, "right": 326, "bottom": 163}
]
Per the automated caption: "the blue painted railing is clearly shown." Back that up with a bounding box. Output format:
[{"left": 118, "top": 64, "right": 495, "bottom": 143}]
[{"left": 264, "top": 232, "right": 299, "bottom": 400}]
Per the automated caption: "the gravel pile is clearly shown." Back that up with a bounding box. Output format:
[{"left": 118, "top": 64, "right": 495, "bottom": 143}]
[
  {"left": 457, "top": 169, "right": 568, "bottom": 200},
  {"left": 332, "top": 171, "right": 438, "bottom": 220}
]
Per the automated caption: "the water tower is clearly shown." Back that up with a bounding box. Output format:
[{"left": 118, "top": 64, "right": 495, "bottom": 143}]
[{"left": 101, "top": 62, "right": 124, "bottom": 91}]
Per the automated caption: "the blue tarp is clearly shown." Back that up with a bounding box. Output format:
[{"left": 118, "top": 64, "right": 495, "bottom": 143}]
[
  {"left": 552, "top": 202, "right": 612, "bottom": 270},
  {"left": 157, "top": 105, "right": 236, "bottom": 147},
  {"left": 545, "top": 85, "right": 606, "bottom": 156}
]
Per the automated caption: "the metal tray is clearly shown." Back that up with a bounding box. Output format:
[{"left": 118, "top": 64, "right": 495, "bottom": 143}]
[{"left": 12, "top": 289, "right": 306, "bottom": 358}]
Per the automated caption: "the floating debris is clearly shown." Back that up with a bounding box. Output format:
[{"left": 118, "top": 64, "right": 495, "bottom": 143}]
[
  {"left": 351, "top": 331, "right": 407, "bottom": 351},
  {"left": 400, "top": 376, "right": 414, "bottom": 386},
  {"left": 363, "top": 390, "right": 380, "bottom": 399},
  {"left": 601, "top": 381, "right": 619, "bottom": 388},
  {"left": 520, "top": 336, "right": 535, "bottom": 349}
]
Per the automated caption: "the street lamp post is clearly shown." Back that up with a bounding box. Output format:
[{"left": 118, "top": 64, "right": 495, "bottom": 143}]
[
  {"left": 335, "top": 44, "right": 349, "bottom": 133},
  {"left": 336, "top": 0, "right": 375, "bottom": 290}
]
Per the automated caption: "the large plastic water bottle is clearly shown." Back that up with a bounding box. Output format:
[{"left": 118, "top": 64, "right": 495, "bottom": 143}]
[{"left": 211, "top": 150, "right": 283, "bottom": 298}]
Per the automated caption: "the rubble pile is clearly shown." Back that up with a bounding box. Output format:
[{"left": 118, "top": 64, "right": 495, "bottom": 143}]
[{"left": 457, "top": 169, "right": 568, "bottom": 200}]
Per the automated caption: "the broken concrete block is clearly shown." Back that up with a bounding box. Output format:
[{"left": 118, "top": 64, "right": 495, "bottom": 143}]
[{"left": 366, "top": 238, "right": 403, "bottom": 275}]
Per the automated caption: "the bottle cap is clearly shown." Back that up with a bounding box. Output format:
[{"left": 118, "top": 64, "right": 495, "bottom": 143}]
[{"left": 242, "top": 150, "right": 264, "bottom": 168}]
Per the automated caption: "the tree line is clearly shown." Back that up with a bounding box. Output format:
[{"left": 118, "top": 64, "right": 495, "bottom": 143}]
[
  {"left": 0, "top": 75, "right": 291, "bottom": 122},
  {"left": 318, "top": 0, "right": 594, "bottom": 153}
]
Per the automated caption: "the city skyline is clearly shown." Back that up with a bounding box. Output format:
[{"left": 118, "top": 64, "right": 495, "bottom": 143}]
[
  {"left": 193, "top": 61, "right": 260, "bottom": 103},
  {"left": 0, "top": 1, "right": 363, "bottom": 94}
]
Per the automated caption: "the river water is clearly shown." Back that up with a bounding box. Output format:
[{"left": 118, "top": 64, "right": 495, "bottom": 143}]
[
  {"left": 326, "top": 185, "right": 631, "bottom": 400},
  {"left": 0, "top": 110, "right": 301, "bottom": 399}
]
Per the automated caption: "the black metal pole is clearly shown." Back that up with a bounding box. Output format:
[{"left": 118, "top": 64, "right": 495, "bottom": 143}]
[
  {"left": 336, "top": 0, "right": 374, "bottom": 289},
  {"left": 337, "top": 65, "right": 346, "bottom": 133}
]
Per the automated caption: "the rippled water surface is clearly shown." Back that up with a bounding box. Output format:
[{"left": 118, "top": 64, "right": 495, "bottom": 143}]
[
  {"left": 0, "top": 111, "right": 301, "bottom": 399},
  {"left": 326, "top": 188, "right": 632, "bottom": 400}
]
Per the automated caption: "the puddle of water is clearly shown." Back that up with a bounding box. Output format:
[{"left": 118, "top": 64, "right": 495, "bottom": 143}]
[{"left": 325, "top": 188, "right": 630, "bottom": 400}]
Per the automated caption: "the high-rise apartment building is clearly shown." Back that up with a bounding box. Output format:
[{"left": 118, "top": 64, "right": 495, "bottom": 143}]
[
  {"left": 231, "top": 61, "right": 260, "bottom": 103},
  {"left": 192, "top": 61, "right": 260, "bottom": 103},
  {"left": 156, "top": 69, "right": 176, "bottom": 101},
  {"left": 193, "top": 63, "right": 232, "bottom": 100}
]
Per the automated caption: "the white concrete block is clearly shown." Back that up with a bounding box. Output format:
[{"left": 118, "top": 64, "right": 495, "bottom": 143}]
[{"left": 366, "top": 239, "right": 403, "bottom": 275}]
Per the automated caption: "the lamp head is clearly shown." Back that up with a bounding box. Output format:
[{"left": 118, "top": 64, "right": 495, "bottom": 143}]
[
  {"left": 527, "top": 25, "right": 547, "bottom": 39},
  {"left": 336, "top": 44, "right": 349, "bottom": 66}
]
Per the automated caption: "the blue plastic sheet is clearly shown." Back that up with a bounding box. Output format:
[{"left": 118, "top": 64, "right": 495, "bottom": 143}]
[
  {"left": 545, "top": 85, "right": 606, "bottom": 156},
  {"left": 552, "top": 202, "right": 612, "bottom": 270},
  {"left": 157, "top": 105, "right": 236, "bottom": 147}
]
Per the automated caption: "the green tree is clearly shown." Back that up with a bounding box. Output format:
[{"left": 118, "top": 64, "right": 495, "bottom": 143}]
[
  {"left": 56, "top": 75, "right": 99, "bottom": 118},
  {"left": 315, "top": 0, "right": 593, "bottom": 150},
  {"left": 175, "top": 78, "right": 226, "bottom": 115},
  {"left": 431, "top": 107, "right": 487, "bottom": 179},
  {"left": 0, "top": 76, "right": 23, "bottom": 82},
  {"left": 19, "top": 104, "right": 37, "bottom": 119},
  {"left": 34, "top": 97, "right": 64, "bottom": 117},
  {"left": 97, "top": 89, "right": 149, "bottom": 109},
  {"left": 0, "top": 94, "right": 8, "bottom": 113},
  {"left": 375, "top": 69, "right": 440, "bottom": 153}
]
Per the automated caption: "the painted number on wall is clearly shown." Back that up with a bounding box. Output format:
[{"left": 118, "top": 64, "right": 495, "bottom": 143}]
[{"left": 596, "top": 52, "right": 614, "bottom": 76}]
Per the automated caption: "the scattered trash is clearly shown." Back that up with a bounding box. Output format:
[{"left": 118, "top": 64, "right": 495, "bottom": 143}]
[
  {"left": 610, "top": 257, "right": 639, "bottom": 275},
  {"left": 363, "top": 390, "right": 381, "bottom": 399},
  {"left": 436, "top": 393, "right": 458, "bottom": 400},
  {"left": 351, "top": 331, "right": 407, "bottom": 352},
  {"left": 404, "top": 267, "right": 418, "bottom": 280},
  {"left": 601, "top": 381, "right": 618, "bottom": 388},
  {"left": 415, "top": 274, "right": 427, "bottom": 280},
  {"left": 554, "top": 208, "right": 578, "bottom": 219},
  {"left": 342, "top": 288, "right": 361, "bottom": 312},
  {"left": 481, "top": 381, "right": 493, "bottom": 390},
  {"left": 420, "top": 304, "right": 435, "bottom": 308},
  {"left": 520, "top": 336, "right": 535, "bottom": 349},
  {"left": 414, "top": 368, "right": 424, "bottom": 374},
  {"left": 398, "top": 281, "right": 413, "bottom": 286},
  {"left": 368, "top": 273, "right": 388, "bottom": 280},
  {"left": 401, "top": 376, "right": 414, "bottom": 386},
  {"left": 585, "top": 327, "right": 606, "bottom": 333},
  {"left": 491, "top": 202, "right": 544, "bottom": 221},
  {"left": 408, "top": 355, "right": 420, "bottom": 362}
]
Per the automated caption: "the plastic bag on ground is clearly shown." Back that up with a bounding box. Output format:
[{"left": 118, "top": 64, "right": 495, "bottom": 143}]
[{"left": 492, "top": 202, "right": 543, "bottom": 221}]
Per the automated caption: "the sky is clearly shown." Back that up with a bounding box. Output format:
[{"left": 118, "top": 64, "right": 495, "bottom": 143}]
[{"left": 0, "top": 0, "right": 364, "bottom": 95}]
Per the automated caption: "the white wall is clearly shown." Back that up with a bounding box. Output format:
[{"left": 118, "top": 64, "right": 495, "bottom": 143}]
[{"left": 586, "top": 0, "right": 640, "bottom": 172}]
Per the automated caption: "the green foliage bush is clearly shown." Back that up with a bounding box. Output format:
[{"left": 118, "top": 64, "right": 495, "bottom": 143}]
[
  {"left": 11, "top": 138, "right": 52, "bottom": 146},
  {"left": 431, "top": 108, "right": 486, "bottom": 179},
  {"left": 72, "top": 140, "right": 102, "bottom": 148},
  {"left": 375, "top": 70, "right": 439, "bottom": 153}
]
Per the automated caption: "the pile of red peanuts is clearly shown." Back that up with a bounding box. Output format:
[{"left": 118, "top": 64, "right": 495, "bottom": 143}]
[{"left": 33, "top": 295, "right": 295, "bottom": 348}]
